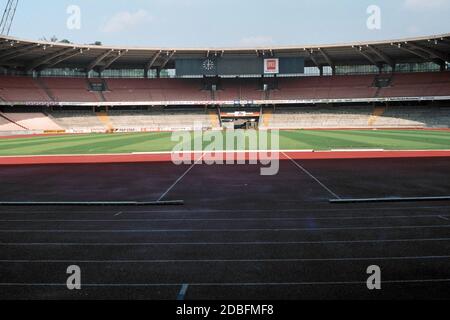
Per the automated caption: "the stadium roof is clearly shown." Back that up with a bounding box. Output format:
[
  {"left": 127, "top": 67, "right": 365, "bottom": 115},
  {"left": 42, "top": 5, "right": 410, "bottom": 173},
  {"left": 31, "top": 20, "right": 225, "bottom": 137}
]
[{"left": 0, "top": 33, "right": 449, "bottom": 72}]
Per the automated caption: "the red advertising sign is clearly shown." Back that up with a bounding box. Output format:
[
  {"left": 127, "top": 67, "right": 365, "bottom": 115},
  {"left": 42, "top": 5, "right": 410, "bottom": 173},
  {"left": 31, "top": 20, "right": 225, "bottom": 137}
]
[{"left": 264, "top": 58, "right": 279, "bottom": 74}]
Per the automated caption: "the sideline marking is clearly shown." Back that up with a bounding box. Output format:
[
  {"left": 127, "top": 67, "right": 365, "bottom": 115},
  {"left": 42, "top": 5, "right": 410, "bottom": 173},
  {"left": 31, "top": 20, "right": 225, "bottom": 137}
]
[
  {"left": 0, "top": 213, "right": 445, "bottom": 222},
  {"left": 331, "top": 196, "right": 450, "bottom": 204},
  {"left": 1, "top": 255, "right": 450, "bottom": 263},
  {"left": 0, "top": 201, "right": 184, "bottom": 206},
  {"left": 283, "top": 152, "right": 341, "bottom": 199},
  {"left": 1, "top": 238, "right": 450, "bottom": 246},
  {"left": 158, "top": 153, "right": 205, "bottom": 202},
  {"left": 1, "top": 224, "right": 450, "bottom": 233},
  {"left": 1, "top": 279, "right": 450, "bottom": 287}
]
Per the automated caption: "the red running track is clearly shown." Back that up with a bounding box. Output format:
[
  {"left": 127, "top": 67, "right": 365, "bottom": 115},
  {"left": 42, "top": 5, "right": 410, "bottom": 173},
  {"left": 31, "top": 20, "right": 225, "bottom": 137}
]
[{"left": 1, "top": 150, "right": 450, "bottom": 166}]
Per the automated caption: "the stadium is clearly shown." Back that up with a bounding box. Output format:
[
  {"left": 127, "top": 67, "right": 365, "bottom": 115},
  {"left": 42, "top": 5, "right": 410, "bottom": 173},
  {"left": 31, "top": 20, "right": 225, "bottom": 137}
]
[{"left": 1, "top": 0, "right": 450, "bottom": 302}]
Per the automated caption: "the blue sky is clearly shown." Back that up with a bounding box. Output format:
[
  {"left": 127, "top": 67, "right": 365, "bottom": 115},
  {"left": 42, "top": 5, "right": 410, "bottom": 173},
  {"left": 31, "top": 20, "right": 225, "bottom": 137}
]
[{"left": 7, "top": 0, "right": 450, "bottom": 47}]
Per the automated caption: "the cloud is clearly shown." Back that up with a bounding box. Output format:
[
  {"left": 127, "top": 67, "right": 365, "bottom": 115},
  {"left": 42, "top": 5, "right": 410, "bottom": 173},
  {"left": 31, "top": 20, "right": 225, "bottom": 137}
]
[
  {"left": 404, "top": 0, "right": 449, "bottom": 10},
  {"left": 101, "top": 10, "right": 153, "bottom": 33},
  {"left": 239, "top": 36, "right": 275, "bottom": 47}
]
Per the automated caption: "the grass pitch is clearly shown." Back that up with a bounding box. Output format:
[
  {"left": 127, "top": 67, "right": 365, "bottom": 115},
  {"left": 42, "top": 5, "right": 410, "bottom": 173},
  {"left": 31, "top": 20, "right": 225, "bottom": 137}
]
[{"left": 1, "top": 129, "right": 450, "bottom": 156}]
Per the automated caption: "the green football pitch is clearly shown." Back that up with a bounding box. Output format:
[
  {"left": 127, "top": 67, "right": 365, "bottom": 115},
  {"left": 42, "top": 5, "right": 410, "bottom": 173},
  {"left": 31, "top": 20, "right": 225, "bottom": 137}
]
[{"left": 1, "top": 129, "right": 450, "bottom": 156}]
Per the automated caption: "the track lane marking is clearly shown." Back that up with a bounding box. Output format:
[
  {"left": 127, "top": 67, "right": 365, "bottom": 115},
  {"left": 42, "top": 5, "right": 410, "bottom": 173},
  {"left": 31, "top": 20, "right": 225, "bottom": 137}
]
[
  {"left": 2, "top": 205, "right": 450, "bottom": 214},
  {"left": 1, "top": 224, "right": 449, "bottom": 233},
  {"left": 1, "top": 279, "right": 450, "bottom": 287},
  {"left": 0, "top": 214, "right": 446, "bottom": 222},
  {"left": 1, "top": 255, "right": 450, "bottom": 263},
  {"left": 157, "top": 153, "right": 205, "bottom": 202},
  {"left": 282, "top": 152, "right": 341, "bottom": 199},
  {"left": 1, "top": 238, "right": 450, "bottom": 246}
]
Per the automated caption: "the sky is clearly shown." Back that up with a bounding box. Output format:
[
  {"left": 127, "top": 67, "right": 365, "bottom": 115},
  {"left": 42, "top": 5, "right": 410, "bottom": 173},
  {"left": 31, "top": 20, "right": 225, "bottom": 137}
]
[{"left": 5, "top": 0, "right": 450, "bottom": 48}]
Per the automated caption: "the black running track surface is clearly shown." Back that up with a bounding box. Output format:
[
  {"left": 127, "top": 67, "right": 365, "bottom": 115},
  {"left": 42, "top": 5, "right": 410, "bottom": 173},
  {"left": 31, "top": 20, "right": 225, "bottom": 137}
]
[{"left": 0, "top": 157, "right": 450, "bottom": 300}]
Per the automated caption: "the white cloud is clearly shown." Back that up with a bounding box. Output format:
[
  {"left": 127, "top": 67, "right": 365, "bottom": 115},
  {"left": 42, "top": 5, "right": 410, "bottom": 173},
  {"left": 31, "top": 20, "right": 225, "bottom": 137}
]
[
  {"left": 239, "top": 36, "right": 275, "bottom": 47},
  {"left": 404, "top": 0, "right": 449, "bottom": 10},
  {"left": 101, "top": 10, "right": 153, "bottom": 33}
]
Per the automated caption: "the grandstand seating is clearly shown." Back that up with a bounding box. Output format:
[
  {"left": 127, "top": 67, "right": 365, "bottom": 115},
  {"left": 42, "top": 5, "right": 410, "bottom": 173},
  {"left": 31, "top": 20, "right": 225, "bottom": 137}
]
[
  {"left": 0, "top": 115, "right": 23, "bottom": 131},
  {"left": 0, "top": 77, "right": 51, "bottom": 102},
  {"left": 261, "top": 106, "right": 450, "bottom": 129},
  {"left": 48, "top": 111, "right": 106, "bottom": 131},
  {"left": 41, "top": 78, "right": 101, "bottom": 102},
  {"left": 106, "top": 110, "right": 212, "bottom": 131},
  {"left": 3, "top": 113, "right": 62, "bottom": 130},
  {"left": 45, "top": 109, "right": 213, "bottom": 132},
  {"left": 0, "top": 72, "right": 449, "bottom": 103},
  {"left": 1, "top": 105, "right": 449, "bottom": 133},
  {"left": 103, "top": 79, "right": 210, "bottom": 102}
]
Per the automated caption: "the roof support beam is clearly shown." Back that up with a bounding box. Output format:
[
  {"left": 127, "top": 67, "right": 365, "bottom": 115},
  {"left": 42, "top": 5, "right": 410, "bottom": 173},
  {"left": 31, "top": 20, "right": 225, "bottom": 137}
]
[
  {"left": 0, "top": 39, "right": 19, "bottom": 50},
  {"left": 396, "top": 44, "right": 429, "bottom": 61},
  {"left": 318, "top": 48, "right": 335, "bottom": 74},
  {"left": 40, "top": 49, "right": 83, "bottom": 69},
  {"left": 26, "top": 47, "right": 75, "bottom": 71},
  {"left": 159, "top": 51, "right": 176, "bottom": 70},
  {"left": 306, "top": 49, "right": 321, "bottom": 68},
  {"left": 144, "top": 51, "right": 161, "bottom": 72},
  {"left": 99, "top": 51, "right": 125, "bottom": 72},
  {"left": 367, "top": 45, "right": 395, "bottom": 68},
  {"left": 408, "top": 42, "right": 449, "bottom": 62},
  {"left": 0, "top": 43, "right": 40, "bottom": 61},
  {"left": 318, "top": 48, "right": 334, "bottom": 68},
  {"left": 86, "top": 50, "right": 114, "bottom": 72},
  {"left": 354, "top": 46, "right": 379, "bottom": 66}
]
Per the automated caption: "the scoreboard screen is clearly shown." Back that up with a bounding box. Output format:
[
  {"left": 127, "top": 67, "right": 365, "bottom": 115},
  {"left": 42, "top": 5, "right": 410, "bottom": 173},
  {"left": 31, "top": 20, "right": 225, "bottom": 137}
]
[{"left": 175, "top": 57, "right": 304, "bottom": 76}]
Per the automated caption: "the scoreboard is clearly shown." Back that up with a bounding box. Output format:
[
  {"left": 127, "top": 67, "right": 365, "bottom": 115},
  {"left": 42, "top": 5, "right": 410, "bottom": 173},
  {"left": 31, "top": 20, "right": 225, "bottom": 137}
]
[{"left": 175, "top": 57, "right": 304, "bottom": 76}]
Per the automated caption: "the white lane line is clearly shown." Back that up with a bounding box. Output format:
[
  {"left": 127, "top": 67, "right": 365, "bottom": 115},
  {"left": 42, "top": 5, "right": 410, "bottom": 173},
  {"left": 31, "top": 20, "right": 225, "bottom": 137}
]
[
  {"left": 0, "top": 214, "right": 445, "bottom": 222},
  {"left": 439, "top": 216, "right": 450, "bottom": 221},
  {"left": 177, "top": 284, "right": 189, "bottom": 301},
  {"left": 1, "top": 255, "right": 450, "bottom": 263},
  {"left": 1, "top": 238, "right": 450, "bottom": 246},
  {"left": 114, "top": 212, "right": 123, "bottom": 217},
  {"left": 3, "top": 205, "right": 450, "bottom": 214},
  {"left": 1, "top": 279, "right": 450, "bottom": 287},
  {"left": 1, "top": 224, "right": 449, "bottom": 233},
  {"left": 157, "top": 153, "right": 205, "bottom": 201},
  {"left": 282, "top": 152, "right": 341, "bottom": 199}
]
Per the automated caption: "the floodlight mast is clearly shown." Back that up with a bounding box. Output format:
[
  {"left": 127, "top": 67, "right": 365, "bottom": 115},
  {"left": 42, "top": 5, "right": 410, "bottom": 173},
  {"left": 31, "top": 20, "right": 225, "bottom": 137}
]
[{"left": 0, "top": 0, "right": 19, "bottom": 36}]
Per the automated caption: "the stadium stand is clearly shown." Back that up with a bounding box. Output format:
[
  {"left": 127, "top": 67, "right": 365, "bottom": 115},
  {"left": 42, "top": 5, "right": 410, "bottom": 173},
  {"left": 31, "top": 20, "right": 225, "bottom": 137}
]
[
  {"left": 48, "top": 111, "right": 106, "bottom": 132},
  {"left": 0, "top": 113, "right": 24, "bottom": 131},
  {"left": 37, "top": 109, "right": 214, "bottom": 132},
  {"left": 261, "top": 106, "right": 450, "bottom": 129},
  {"left": 103, "top": 79, "right": 210, "bottom": 102},
  {"left": 0, "top": 72, "right": 449, "bottom": 104},
  {"left": 41, "top": 78, "right": 101, "bottom": 102},
  {"left": 215, "top": 78, "right": 266, "bottom": 101},
  {"left": 106, "top": 109, "right": 213, "bottom": 131},
  {"left": 273, "top": 75, "right": 378, "bottom": 100},
  {"left": 0, "top": 76, "right": 51, "bottom": 102},
  {"left": 3, "top": 112, "right": 62, "bottom": 131}
]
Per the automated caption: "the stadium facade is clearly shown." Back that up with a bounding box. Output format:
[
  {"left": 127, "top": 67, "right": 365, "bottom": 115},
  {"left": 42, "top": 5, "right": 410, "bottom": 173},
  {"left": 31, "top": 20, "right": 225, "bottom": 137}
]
[{"left": 0, "top": 33, "right": 449, "bottom": 133}]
